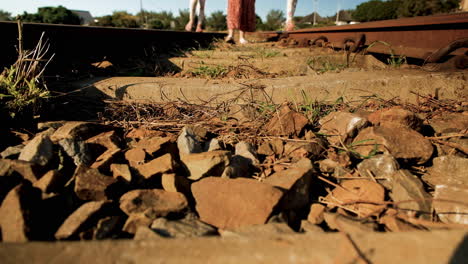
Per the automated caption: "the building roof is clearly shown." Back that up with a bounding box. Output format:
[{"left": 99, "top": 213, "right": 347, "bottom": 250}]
[{"left": 71, "top": 10, "right": 94, "bottom": 25}]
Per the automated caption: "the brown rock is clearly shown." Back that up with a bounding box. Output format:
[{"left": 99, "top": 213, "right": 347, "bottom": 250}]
[
  {"left": 220, "top": 223, "right": 295, "bottom": 238},
  {"left": 55, "top": 201, "right": 109, "bottom": 240},
  {"left": 357, "top": 154, "right": 400, "bottom": 190},
  {"left": 265, "top": 105, "right": 309, "bottom": 136},
  {"left": 150, "top": 214, "right": 217, "bottom": 238},
  {"left": 123, "top": 214, "right": 153, "bottom": 234},
  {"left": 93, "top": 216, "right": 125, "bottom": 239},
  {"left": 423, "top": 156, "right": 468, "bottom": 187},
  {"left": 181, "top": 151, "right": 231, "bottom": 180},
  {"left": 0, "top": 159, "right": 40, "bottom": 183},
  {"left": 51, "top": 122, "right": 109, "bottom": 142},
  {"left": 18, "top": 134, "right": 53, "bottom": 166},
  {"left": 136, "top": 136, "right": 173, "bottom": 156},
  {"left": 135, "top": 153, "right": 174, "bottom": 179},
  {"left": 161, "top": 173, "right": 191, "bottom": 194},
  {"left": 301, "top": 220, "right": 325, "bottom": 233},
  {"left": 324, "top": 212, "right": 377, "bottom": 233},
  {"left": 91, "top": 148, "right": 120, "bottom": 170},
  {"left": 390, "top": 170, "right": 432, "bottom": 217},
  {"left": 428, "top": 113, "right": 468, "bottom": 134},
  {"left": 33, "top": 170, "right": 66, "bottom": 193},
  {"left": 74, "top": 166, "right": 117, "bottom": 201},
  {"left": 264, "top": 167, "right": 313, "bottom": 210},
  {"left": 380, "top": 211, "right": 423, "bottom": 232},
  {"left": 329, "top": 179, "right": 385, "bottom": 218},
  {"left": 307, "top": 203, "right": 326, "bottom": 224},
  {"left": 368, "top": 107, "right": 423, "bottom": 130},
  {"left": 134, "top": 226, "right": 162, "bottom": 240},
  {"left": 319, "top": 111, "right": 369, "bottom": 145},
  {"left": 110, "top": 164, "right": 132, "bottom": 182},
  {"left": 192, "top": 177, "right": 284, "bottom": 229},
  {"left": 283, "top": 141, "right": 325, "bottom": 162},
  {"left": 86, "top": 131, "right": 120, "bottom": 150},
  {"left": 125, "top": 148, "right": 146, "bottom": 167},
  {"left": 353, "top": 126, "right": 433, "bottom": 164},
  {"left": 119, "top": 189, "right": 188, "bottom": 218},
  {"left": 0, "top": 183, "right": 41, "bottom": 242},
  {"left": 126, "top": 127, "right": 164, "bottom": 141},
  {"left": 433, "top": 184, "right": 468, "bottom": 225}
]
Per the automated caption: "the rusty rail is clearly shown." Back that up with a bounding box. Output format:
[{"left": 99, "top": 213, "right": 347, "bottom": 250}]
[{"left": 260, "top": 12, "right": 468, "bottom": 67}]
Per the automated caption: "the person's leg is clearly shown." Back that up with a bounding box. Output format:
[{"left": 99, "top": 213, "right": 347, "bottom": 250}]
[
  {"left": 196, "top": 0, "right": 206, "bottom": 32},
  {"left": 239, "top": 30, "right": 248, "bottom": 44},
  {"left": 185, "top": 0, "right": 198, "bottom": 31},
  {"left": 285, "top": 0, "right": 297, "bottom": 31},
  {"left": 226, "top": 29, "right": 235, "bottom": 42}
]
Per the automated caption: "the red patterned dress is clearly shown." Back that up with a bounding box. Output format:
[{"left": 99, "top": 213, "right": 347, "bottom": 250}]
[{"left": 227, "top": 0, "right": 256, "bottom": 32}]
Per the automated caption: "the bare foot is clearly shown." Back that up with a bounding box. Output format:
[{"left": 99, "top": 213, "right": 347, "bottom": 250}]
[
  {"left": 185, "top": 21, "right": 193, "bottom": 31},
  {"left": 239, "top": 38, "right": 249, "bottom": 45},
  {"left": 195, "top": 24, "right": 203, "bottom": 32},
  {"left": 225, "top": 36, "right": 235, "bottom": 44},
  {"left": 285, "top": 21, "right": 295, "bottom": 31}
]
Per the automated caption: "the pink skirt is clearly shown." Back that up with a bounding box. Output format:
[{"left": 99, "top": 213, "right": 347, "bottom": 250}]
[{"left": 227, "top": 0, "right": 256, "bottom": 32}]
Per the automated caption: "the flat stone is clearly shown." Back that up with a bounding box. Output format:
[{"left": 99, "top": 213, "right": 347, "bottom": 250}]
[
  {"left": 126, "top": 127, "right": 164, "bottom": 141},
  {"left": 390, "top": 170, "right": 432, "bottom": 218},
  {"left": 357, "top": 154, "right": 400, "bottom": 190},
  {"left": 220, "top": 223, "right": 295, "bottom": 238},
  {"left": 50, "top": 122, "right": 109, "bottom": 142},
  {"left": 135, "top": 153, "right": 174, "bottom": 179},
  {"left": 37, "top": 121, "right": 67, "bottom": 130},
  {"left": 150, "top": 214, "right": 217, "bottom": 238},
  {"left": 324, "top": 212, "right": 378, "bottom": 233},
  {"left": 319, "top": 111, "right": 369, "bottom": 145},
  {"left": 122, "top": 214, "right": 153, "bottom": 234},
  {"left": 235, "top": 142, "right": 259, "bottom": 165},
  {"left": 119, "top": 189, "right": 188, "bottom": 219},
  {"left": 161, "top": 173, "right": 191, "bottom": 194},
  {"left": 433, "top": 184, "right": 468, "bottom": 225},
  {"left": 192, "top": 177, "right": 284, "bottom": 229},
  {"left": 86, "top": 131, "right": 120, "bottom": 150},
  {"left": 265, "top": 105, "right": 309, "bottom": 137},
  {"left": 177, "top": 126, "right": 206, "bottom": 155},
  {"left": 0, "top": 183, "right": 41, "bottom": 242},
  {"left": 58, "top": 138, "right": 92, "bottom": 166},
  {"left": 91, "top": 148, "right": 120, "bottom": 170},
  {"left": 1, "top": 145, "right": 24, "bottom": 159},
  {"left": 307, "top": 203, "right": 326, "bottom": 224},
  {"left": 136, "top": 136, "right": 173, "bottom": 156},
  {"left": 205, "top": 138, "right": 222, "bottom": 152},
  {"left": 263, "top": 167, "right": 313, "bottom": 210},
  {"left": 283, "top": 141, "right": 325, "bottom": 162},
  {"left": 55, "top": 201, "right": 109, "bottom": 240},
  {"left": 300, "top": 220, "right": 325, "bottom": 234},
  {"left": 368, "top": 107, "right": 423, "bottom": 130},
  {"left": 4, "top": 159, "right": 41, "bottom": 183},
  {"left": 423, "top": 156, "right": 468, "bottom": 186},
  {"left": 33, "top": 170, "right": 66, "bottom": 193},
  {"left": 353, "top": 126, "right": 433, "bottom": 164},
  {"left": 18, "top": 134, "right": 53, "bottom": 167},
  {"left": 74, "top": 166, "right": 118, "bottom": 201},
  {"left": 181, "top": 151, "right": 231, "bottom": 180},
  {"left": 93, "top": 216, "right": 125, "bottom": 240},
  {"left": 110, "top": 164, "right": 132, "bottom": 182},
  {"left": 428, "top": 113, "right": 468, "bottom": 134},
  {"left": 125, "top": 148, "right": 146, "bottom": 167},
  {"left": 221, "top": 155, "right": 252, "bottom": 178},
  {"left": 134, "top": 226, "right": 162, "bottom": 240}
]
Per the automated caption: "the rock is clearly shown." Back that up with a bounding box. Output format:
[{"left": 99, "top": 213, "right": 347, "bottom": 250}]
[
  {"left": 283, "top": 141, "right": 325, "bottom": 162},
  {"left": 150, "top": 214, "right": 217, "bottom": 238},
  {"left": 0, "top": 162, "right": 23, "bottom": 204},
  {"left": 91, "top": 148, "right": 120, "bottom": 170},
  {"left": 125, "top": 148, "right": 146, "bottom": 168},
  {"left": 307, "top": 203, "right": 326, "bottom": 224},
  {"left": 221, "top": 155, "right": 251, "bottom": 178},
  {"left": 329, "top": 179, "right": 385, "bottom": 218},
  {"left": 93, "top": 216, "right": 125, "bottom": 239},
  {"left": 1, "top": 144, "right": 24, "bottom": 159},
  {"left": 74, "top": 166, "right": 118, "bottom": 201},
  {"left": 368, "top": 107, "right": 423, "bottom": 130},
  {"left": 319, "top": 159, "right": 340, "bottom": 173},
  {"left": 220, "top": 223, "right": 295, "bottom": 238},
  {"left": 0, "top": 183, "right": 41, "bottom": 242},
  {"left": 134, "top": 226, "right": 162, "bottom": 240},
  {"left": 33, "top": 170, "right": 66, "bottom": 193},
  {"left": 161, "top": 173, "right": 190, "bottom": 194},
  {"left": 264, "top": 167, "right": 313, "bottom": 210},
  {"left": 324, "top": 212, "right": 378, "bottom": 233},
  {"left": 389, "top": 170, "right": 432, "bottom": 217},
  {"left": 357, "top": 154, "right": 400, "bottom": 190},
  {"left": 122, "top": 214, "right": 153, "bottom": 234},
  {"left": 235, "top": 142, "right": 259, "bottom": 165},
  {"left": 205, "top": 138, "right": 222, "bottom": 152},
  {"left": 110, "top": 164, "right": 132, "bottom": 183},
  {"left": 119, "top": 189, "right": 188, "bottom": 219},
  {"left": 177, "top": 126, "right": 206, "bottom": 155},
  {"left": 181, "top": 151, "right": 231, "bottom": 180},
  {"left": 292, "top": 158, "right": 315, "bottom": 170},
  {"left": 428, "top": 113, "right": 468, "bottom": 134},
  {"left": 126, "top": 127, "right": 164, "bottom": 141},
  {"left": 353, "top": 126, "right": 433, "bottom": 164},
  {"left": 319, "top": 111, "right": 369, "bottom": 145},
  {"left": 58, "top": 138, "right": 92, "bottom": 166},
  {"left": 18, "top": 134, "right": 53, "bottom": 167},
  {"left": 265, "top": 105, "right": 309, "bottom": 136},
  {"left": 258, "top": 139, "right": 284, "bottom": 156},
  {"left": 1, "top": 159, "right": 41, "bottom": 183},
  {"left": 55, "top": 201, "right": 109, "bottom": 240},
  {"left": 86, "top": 131, "right": 120, "bottom": 150},
  {"left": 257, "top": 142, "right": 275, "bottom": 156},
  {"left": 37, "top": 121, "right": 67, "bottom": 131},
  {"left": 50, "top": 122, "right": 109, "bottom": 142},
  {"left": 433, "top": 184, "right": 468, "bottom": 225},
  {"left": 192, "top": 177, "right": 284, "bottom": 229},
  {"left": 300, "top": 220, "right": 325, "bottom": 233},
  {"left": 423, "top": 156, "right": 468, "bottom": 186},
  {"left": 136, "top": 136, "right": 173, "bottom": 156},
  {"left": 135, "top": 153, "right": 174, "bottom": 179},
  {"left": 379, "top": 210, "right": 423, "bottom": 232}
]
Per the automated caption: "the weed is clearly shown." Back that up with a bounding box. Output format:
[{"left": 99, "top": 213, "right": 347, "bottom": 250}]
[
  {"left": 338, "top": 139, "right": 380, "bottom": 159},
  {"left": 294, "top": 89, "right": 345, "bottom": 125},
  {"left": 366, "top": 41, "right": 407, "bottom": 68},
  {"left": 189, "top": 64, "right": 228, "bottom": 78},
  {"left": 306, "top": 56, "right": 348, "bottom": 73},
  {"left": 255, "top": 49, "right": 282, "bottom": 59},
  {"left": 0, "top": 21, "right": 52, "bottom": 118}
]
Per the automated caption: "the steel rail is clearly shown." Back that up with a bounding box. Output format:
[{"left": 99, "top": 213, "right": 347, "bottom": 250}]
[{"left": 261, "top": 12, "right": 468, "bottom": 64}]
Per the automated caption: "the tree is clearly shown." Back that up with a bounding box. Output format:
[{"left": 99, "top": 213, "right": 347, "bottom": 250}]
[
  {"left": 20, "top": 6, "right": 81, "bottom": 25},
  {"left": 352, "top": 0, "right": 399, "bottom": 22},
  {"left": 173, "top": 9, "right": 190, "bottom": 31},
  {"left": 397, "top": 0, "right": 460, "bottom": 17},
  {"left": 206, "top": 11, "right": 226, "bottom": 31},
  {"left": 0, "top": 10, "right": 12, "bottom": 21},
  {"left": 262, "top": 10, "right": 285, "bottom": 31},
  {"left": 140, "top": 11, "right": 175, "bottom": 29},
  {"left": 92, "top": 11, "right": 139, "bottom": 28}
]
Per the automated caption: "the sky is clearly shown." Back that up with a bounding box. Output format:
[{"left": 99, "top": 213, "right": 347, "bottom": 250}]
[{"left": 1, "top": 0, "right": 370, "bottom": 19}]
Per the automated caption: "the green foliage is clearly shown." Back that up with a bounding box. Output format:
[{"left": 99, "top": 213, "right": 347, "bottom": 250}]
[
  {"left": 260, "top": 10, "right": 285, "bottom": 31},
  {"left": 19, "top": 6, "right": 81, "bottom": 25},
  {"left": 0, "top": 10, "right": 12, "bottom": 21},
  {"left": 206, "top": 11, "right": 227, "bottom": 31},
  {"left": 306, "top": 56, "right": 348, "bottom": 74},
  {"left": 366, "top": 41, "right": 407, "bottom": 67},
  {"left": 141, "top": 11, "right": 175, "bottom": 29},
  {"left": 173, "top": 9, "right": 190, "bottom": 31},
  {"left": 189, "top": 64, "right": 228, "bottom": 78},
  {"left": 352, "top": 0, "right": 399, "bottom": 22}
]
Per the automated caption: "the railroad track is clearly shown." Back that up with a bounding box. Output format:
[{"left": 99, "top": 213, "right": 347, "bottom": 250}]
[
  {"left": 0, "top": 22, "right": 225, "bottom": 73},
  {"left": 260, "top": 12, "right": 468, "bottom": 68}
]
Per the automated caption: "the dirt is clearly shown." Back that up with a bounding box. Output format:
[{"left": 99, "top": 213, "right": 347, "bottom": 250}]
[{"left": 1, "top": 40, "right": 468, "bottom": 263}]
